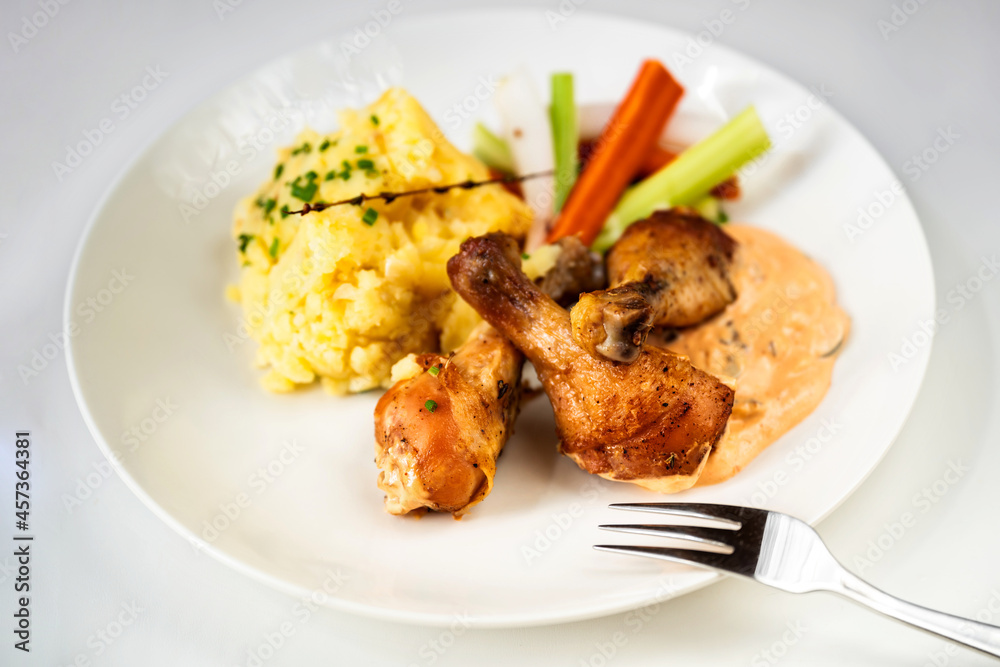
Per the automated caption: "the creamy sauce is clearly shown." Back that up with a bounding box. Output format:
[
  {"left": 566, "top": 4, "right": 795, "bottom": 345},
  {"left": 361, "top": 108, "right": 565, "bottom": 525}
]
[{"left": 665, "top": 225, "right": 850, "bottom": 485}]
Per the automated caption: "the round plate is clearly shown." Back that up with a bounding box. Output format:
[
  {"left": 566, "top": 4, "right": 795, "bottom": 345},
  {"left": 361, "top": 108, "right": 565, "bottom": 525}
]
[{"left": 65, "top": 9, "right": 934, "bottom": 627}]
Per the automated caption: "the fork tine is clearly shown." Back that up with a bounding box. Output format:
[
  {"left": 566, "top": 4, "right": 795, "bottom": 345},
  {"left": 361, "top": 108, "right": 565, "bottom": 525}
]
[
  {"left": 608, "top": 502, "right": 761, "bottom": 526},
  {"left": 593, "top": 545, "right": 734, "bottom": 571},
  {"left": 598, "top": 524, "right": 735, "bottom": 550}
]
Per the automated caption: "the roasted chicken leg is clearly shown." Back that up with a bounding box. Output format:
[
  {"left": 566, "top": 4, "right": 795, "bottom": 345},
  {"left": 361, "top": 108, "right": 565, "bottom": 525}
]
[
  {"left": 448, "top": 233, "right": 734, "bottom": 492},
  {"left": 571, "top": 209, "right": 738, "bottom": 363},
  {"left": 375, "top": 323, "right": 522, "bottom": 516},
  {"left": 374, "top": 237, "right": 601, "bottom": 516}
]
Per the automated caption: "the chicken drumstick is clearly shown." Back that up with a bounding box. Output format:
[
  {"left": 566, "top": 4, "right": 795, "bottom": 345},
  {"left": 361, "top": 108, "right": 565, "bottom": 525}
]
[
  {"left": 374, "top": 237, "right": 601, "bottom": 516},
  {"left": 448, "top": 233, "right": 734, "bottom": 492}
]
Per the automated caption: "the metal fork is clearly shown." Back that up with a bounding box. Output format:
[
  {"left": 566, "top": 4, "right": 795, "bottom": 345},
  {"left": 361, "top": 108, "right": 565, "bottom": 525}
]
[{"left": 596, "top": 503, "right": 1000, "bottom": 658}]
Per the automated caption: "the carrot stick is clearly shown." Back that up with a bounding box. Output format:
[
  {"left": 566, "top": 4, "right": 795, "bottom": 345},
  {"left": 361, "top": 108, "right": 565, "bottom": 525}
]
[
  {"left": 583, "top": 139, "right": 740, "bottom": 195},
  {"left": 637, "top": 144, "right": 677, "bottom": 178},
  {"left": 578, "top": 140, "right": 675, "bottom": 179},
  {"left": 546, "top": 59, "right": 684, "bottom": 246}
]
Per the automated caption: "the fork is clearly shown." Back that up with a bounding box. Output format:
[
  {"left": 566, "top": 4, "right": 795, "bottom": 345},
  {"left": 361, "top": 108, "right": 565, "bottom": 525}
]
[{"left": 596, "top": 503, "right": 1000, "bottom": 658}]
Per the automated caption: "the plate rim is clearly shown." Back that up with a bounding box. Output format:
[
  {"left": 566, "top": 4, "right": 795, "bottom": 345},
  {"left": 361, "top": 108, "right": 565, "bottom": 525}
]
[{"left": 64, "top": 6, "right": 936, "bottom": 628}]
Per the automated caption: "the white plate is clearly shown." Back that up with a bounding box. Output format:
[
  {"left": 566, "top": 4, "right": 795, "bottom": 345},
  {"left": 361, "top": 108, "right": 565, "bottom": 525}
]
[{"left": 65, "top": 10, "right": 934, "bottom": 627}]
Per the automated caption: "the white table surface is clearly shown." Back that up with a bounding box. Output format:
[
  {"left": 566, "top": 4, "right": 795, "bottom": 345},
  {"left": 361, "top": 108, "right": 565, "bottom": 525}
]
[{"left": 2, "top": 0, "right": 999, "bottom": 664}]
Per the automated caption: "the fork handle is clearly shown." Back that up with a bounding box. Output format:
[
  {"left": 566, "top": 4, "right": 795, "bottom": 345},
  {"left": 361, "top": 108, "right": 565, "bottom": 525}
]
[{"left": 834, "top": 569, "right": 1000, "bottom": 658}]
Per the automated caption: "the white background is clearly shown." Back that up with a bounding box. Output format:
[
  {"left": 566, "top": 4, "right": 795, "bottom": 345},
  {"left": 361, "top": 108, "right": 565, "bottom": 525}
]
[{"left": 2, "top": 0, "right": 999, "bottom": 665}]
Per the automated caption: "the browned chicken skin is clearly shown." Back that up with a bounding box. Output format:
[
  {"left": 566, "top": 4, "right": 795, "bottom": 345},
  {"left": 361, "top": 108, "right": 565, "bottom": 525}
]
[
  {"left": 448, "top": 233, "right": 735, "bottom": 492},
  {"left": 375, "top": 323, "right": 522, "bottom": 515},
  {"left": 571, "top": 209, "right": 738, "bottom": 363},
  {"left": 374, "top": 237, "right": 601, "bottom": 516}
]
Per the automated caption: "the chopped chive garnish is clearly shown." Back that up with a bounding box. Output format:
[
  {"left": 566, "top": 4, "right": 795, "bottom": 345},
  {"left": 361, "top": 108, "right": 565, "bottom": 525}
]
[
  {"left": 325, "top": 171, "right": 336, "bottom": 181},
  {"left": 355, "top": 145, "right": 368, "bottom": 154},
  {"left": 362, "top": 208, "right": 378, "bottom": 226},
  {"left": 237, "top": 233, "right": 254, "bottom": 253},
  {"left": 718, "top": 209, "right": 729, "bottom": 223},
  {"left": 424, "top": 399, "right": 437, "bottom": 413},
  {"left": 428, "top": 366, "right": 440, "bottom": 376},
  {"left": 274, "top": 164, "right": 284, "bottom": 180},
  {"left": 291, "top": 142, "right": 312, "bottom": 155},
  {"left": 319, "top": 139, "right": 331, "bottom": 152},
  {"left": 280, "top": 205, "right": 290, "bottom": 218},
  {"left": 291, "top": 182, "right": 317, "bottom": 201},
  {"left": 340, "top": 170, "right": 352, "bottom": 180},
  {"left": 370, "top": 115, "right": 379, "bottom": 126},
  {"left": 263, "top": 198, "right": 276, "bottom": 215},
  {"left": 357, "top": 159, "right": 374, "bottom": 170},
  {"left": 521, "top": 252, "right": 530, "bottom": 260},
  {"left": 290, "top": 172, "right": 319, "bottom": 202},
  {"left": 269, "top": 238, "right": 279, "bottom": 258}
]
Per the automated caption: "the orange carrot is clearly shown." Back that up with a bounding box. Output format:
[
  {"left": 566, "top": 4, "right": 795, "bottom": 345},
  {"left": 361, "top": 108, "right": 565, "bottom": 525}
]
[
  {"left": 580, "top": 139, "right": 676, "bottom": 180},
  {"left": 546, "top": 60, "right": 684, "bottom": 246},
  {"left": 637, "top": 144, "right": 678, "bottom": 178}
]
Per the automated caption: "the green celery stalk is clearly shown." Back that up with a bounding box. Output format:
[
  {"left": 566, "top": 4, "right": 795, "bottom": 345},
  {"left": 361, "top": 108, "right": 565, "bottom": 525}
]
[
  {"left": 549, "top": 73, "right": 578, "bottom": 212},
  {"left": 472, "top": 122, "right": 515, "bottom": 174},
  {"left": 595, "top": 105, "right": 770, "bottom": 252}
]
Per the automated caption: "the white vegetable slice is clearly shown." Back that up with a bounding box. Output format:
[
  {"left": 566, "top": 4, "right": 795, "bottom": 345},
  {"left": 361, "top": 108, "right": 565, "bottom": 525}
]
[{"left": 495, "top": 68, "right": 555, "bottom": 251}]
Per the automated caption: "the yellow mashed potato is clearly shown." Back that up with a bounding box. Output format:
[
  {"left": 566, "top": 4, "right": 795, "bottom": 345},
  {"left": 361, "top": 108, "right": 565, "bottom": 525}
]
[{"left": 229, "top": 88, "right": 531, "bottom": 394}]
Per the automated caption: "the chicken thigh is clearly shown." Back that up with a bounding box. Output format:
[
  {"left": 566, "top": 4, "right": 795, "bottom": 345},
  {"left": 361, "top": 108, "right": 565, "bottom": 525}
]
[{"left": 571, "top": 209, "right": 737, "bottom": 363}]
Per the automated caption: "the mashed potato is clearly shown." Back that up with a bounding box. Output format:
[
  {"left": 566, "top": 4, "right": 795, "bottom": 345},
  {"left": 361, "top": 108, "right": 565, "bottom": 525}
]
[{"left": 230, "top": 89, "right": 531, "bottom": 394}]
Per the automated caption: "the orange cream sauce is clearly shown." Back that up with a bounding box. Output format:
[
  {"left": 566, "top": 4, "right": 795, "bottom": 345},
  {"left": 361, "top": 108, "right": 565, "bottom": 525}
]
[{"left": 665, "top": 225, "right": 850, "bottom": 485}]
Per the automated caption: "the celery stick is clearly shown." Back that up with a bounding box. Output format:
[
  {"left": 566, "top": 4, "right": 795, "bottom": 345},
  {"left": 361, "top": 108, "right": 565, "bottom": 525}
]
[
  {"left": 472, "top": 122, "right": 515, "bottom": 174},
  {"left": 692, "top": 195, "right": 723, "bottom": 223},
  {"left": 595, "top": 105, "right": 770, "bottom": 252},
  {"left": 549, "top": 73, "right": 578, "bottom": 212}
]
